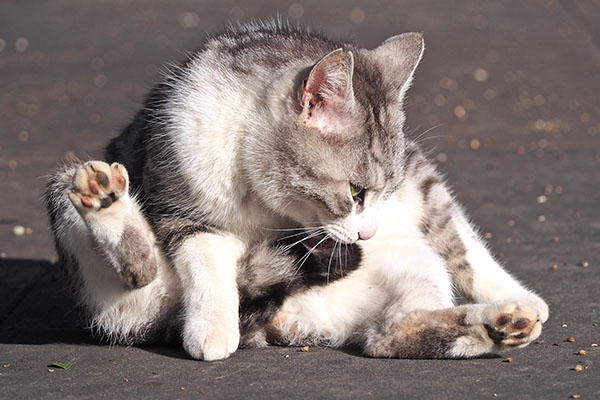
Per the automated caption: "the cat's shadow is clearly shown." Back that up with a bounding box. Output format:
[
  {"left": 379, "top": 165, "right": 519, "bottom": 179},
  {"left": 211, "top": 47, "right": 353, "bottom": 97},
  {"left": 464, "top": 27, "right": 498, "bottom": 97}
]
[
  {"left": 337, "top": 346, "right": 501, "bottom": 360},
  {"left": 0, "top": 258, "right": 503, "bottom": 360},
  {"left": 0, "top": 258, "right": 190, "bottom": 359},
  {"left": 0, "top": 258, "right": 94, "bottom": 345},
  {"left": 140, "top": 343, "right": 191, "bottom": 360}
]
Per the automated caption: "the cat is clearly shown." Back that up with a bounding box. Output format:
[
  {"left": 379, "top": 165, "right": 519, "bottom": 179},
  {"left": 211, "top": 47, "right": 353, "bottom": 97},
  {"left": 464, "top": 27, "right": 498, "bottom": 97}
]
[{"left": 44, "top": 21, "right": 548, "bottom": 360}]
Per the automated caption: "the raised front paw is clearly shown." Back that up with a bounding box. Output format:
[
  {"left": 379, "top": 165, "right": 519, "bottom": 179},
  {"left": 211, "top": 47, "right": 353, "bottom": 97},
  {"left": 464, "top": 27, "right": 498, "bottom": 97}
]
[
  {"left": 482, "top": 302, "right": 542, "bottom": 348},
  {"left": 69, "top": 161, "right": 129, "bottom": 213},
  {"left": 182, "top": 309, "right": 240, "bottom": 361}
]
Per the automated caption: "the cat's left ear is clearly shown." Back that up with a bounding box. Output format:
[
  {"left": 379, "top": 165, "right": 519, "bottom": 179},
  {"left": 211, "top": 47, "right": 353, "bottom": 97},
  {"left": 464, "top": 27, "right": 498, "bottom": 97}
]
[
  {"left": 369, "top": 32, "right": 425, "bottom": 101},
  {"left": 300, "top": 48, "right": 355, "bottom": 135}
]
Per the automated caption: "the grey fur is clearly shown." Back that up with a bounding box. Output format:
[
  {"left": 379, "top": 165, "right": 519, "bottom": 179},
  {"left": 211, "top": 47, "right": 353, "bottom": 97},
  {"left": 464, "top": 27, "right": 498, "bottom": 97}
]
[
  {"left": 359, "top": 306, "right": 469, "bottom": 359},
  {"left": 405, "top": 145, "right": 476, "bottom": 299},
  {"left": 44, "top": 161, "right": 178, "bottom": 344},
  {"left": 44, "top": 21, "right": 546, "bottom": 359},
  {"left": 104, "top": 22, "right": 414, "bottom": 252},
  {"left": 45, "top": 160, "right": 86, "bottom": 294},
  {"left": 44, "top": 160, "right": 359, "bottom": 346},
  {"left": 116, "top": 224, "right": 158, "bottom": 289}
]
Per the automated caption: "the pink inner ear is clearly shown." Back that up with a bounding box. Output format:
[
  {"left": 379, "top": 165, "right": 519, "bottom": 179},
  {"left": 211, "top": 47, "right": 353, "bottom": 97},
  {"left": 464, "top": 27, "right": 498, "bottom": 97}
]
[
  {"left": 303, "top": 103, "right": 353, "bottom": 134},
  {"left": 301, "top": 50, "right": 355, "bottom": 135},
  {"left": 301, "top": 80, "right": 310, "bottom": 107},
  {"left": 306, "top": 68, "right": 328, "bottom": 99}
]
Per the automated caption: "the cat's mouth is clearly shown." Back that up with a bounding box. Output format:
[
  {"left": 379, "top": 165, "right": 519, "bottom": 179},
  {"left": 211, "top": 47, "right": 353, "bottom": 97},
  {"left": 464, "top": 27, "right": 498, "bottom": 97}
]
[{"left": 303, "top": 233, "right": 337, "bottom": 252}]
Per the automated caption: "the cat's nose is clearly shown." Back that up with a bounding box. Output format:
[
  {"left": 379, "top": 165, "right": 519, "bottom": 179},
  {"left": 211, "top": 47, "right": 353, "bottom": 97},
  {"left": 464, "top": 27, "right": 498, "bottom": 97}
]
[{"left": 358, "top": 227, "right": 376, "bottom": 241}]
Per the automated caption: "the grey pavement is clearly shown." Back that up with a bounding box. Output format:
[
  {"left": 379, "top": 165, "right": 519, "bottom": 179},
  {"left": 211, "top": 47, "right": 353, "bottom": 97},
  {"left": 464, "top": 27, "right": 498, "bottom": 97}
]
[{"left": 1, "top": 1, "right": 599, "bottom": 398}]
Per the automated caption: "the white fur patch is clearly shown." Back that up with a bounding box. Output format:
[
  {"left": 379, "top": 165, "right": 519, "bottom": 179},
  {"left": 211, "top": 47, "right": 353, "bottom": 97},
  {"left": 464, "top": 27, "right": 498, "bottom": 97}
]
[
  {"left": 174, "top": 232, "right": 245, "bottom": 360},
  {"left": 59, "top": 190, "right": 180, "bottom": 344}
]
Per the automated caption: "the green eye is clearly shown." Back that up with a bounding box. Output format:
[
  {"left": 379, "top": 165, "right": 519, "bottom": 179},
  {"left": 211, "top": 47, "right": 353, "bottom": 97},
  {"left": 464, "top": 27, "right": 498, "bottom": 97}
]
[{"left": 350, "top": 183, "right": 363, "bottom": 198}]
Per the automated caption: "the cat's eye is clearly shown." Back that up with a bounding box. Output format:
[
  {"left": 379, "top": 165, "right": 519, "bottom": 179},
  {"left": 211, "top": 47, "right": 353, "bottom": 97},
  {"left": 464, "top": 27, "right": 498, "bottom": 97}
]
[{"left": 350, "top": 183, "right": 364, "bottom": 198}]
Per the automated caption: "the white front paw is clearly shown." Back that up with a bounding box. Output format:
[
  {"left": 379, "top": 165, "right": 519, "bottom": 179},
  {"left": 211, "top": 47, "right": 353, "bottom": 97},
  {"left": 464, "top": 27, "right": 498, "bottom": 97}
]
[{"left": 183, "top": 309, "right": 240, "bottom": 361}]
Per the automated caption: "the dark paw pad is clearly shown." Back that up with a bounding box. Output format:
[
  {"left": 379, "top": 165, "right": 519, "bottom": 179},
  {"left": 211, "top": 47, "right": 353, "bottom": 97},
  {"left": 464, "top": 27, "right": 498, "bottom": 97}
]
[
  {"left": 512, "top": 318, "right": 530, "bottom": 329},
  {"left": 484, "top": 323, "right": 506, "bottom": 344},
  {"left": 496, "top": 315, "right": 511, "bottom": 326},
  {"left": 96, "top": 171, "right": 110, "bottom": 187},
  {"left": 70, "top": 161, "right": 129, "bottom": 212},
  {"left": 100, "top": 196, "right": 113, "bottom": 208},
  {"left": 483, "top": 303, "right": 541, "bottom": 348}
]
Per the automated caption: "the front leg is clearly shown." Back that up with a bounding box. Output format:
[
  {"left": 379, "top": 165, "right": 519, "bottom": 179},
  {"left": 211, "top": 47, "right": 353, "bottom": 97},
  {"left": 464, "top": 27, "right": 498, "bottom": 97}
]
[
  {"left": 448, "top": 212, "right": 548, "bottom": 320},
  {"left": 174, "top": 232, "right": 245, "bottom": 361},
  {"left": 412, "top": 155, "right": 549, "bottom": 322}
]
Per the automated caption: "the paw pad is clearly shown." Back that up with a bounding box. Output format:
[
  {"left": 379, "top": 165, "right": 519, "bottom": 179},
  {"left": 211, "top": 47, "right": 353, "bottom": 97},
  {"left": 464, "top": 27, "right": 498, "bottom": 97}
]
[
  {"left": 69, "top": 161, "right": 129, "bottom": 212},
  {"left": 496, "top": 315, "right": 511, "bottom": 326},
  {"left": 484, "top": 303, "right": 542, "bottom": 348},
  {"left": 512, "top": 318, "right": 529, "bottom": 329}
]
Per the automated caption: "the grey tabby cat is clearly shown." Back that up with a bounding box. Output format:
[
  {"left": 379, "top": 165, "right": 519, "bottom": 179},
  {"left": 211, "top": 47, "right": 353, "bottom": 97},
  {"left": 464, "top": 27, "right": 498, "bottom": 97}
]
[{"left": 44, "top": 21, "right": 548, "bottom": 361}]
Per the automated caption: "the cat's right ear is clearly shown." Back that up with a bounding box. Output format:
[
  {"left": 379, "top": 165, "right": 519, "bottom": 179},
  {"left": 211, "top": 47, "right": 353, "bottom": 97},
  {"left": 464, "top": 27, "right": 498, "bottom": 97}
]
[
  {"left": 300, "top": 48, "right": 355, "bottom": 135},
  {"left": 369, "top": 32, "right": 425, "bottom": 102}
]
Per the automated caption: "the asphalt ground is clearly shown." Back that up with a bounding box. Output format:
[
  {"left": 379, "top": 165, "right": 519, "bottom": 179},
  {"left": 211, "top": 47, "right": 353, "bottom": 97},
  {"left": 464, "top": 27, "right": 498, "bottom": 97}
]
[{"left": 1, "top": 1, "right": 599, "bottom": 398}]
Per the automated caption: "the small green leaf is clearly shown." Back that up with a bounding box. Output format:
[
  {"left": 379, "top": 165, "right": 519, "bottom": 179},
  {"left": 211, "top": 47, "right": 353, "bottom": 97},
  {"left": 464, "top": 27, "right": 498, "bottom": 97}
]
[{"left": 49, "top": 362, "right": 73, "bottom": 370}]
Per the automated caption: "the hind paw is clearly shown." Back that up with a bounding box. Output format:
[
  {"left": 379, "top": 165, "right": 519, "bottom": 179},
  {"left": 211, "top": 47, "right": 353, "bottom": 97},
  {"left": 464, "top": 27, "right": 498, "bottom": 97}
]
[
  {"left": 482, "top": 302, "right": 542, "bottom": 348},
  {"left": 69, "top": 161, "right": 129, "bottom": 213}
]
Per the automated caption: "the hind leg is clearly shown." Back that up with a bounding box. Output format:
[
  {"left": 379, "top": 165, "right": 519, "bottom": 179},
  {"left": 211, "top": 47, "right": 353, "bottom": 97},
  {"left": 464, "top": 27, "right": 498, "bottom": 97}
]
[
  {"left": 68, "top": 161, "right": 159, "bottom": 289},
  {"left": 269, "top": 234, "right": 542, "bottom": 358},
  {"left": 268, "top": 236, "right": 455, "bottom": 347},
  {"left": 362, "top": 298, "right": 542, "bottom": 358},
  {"left": 271, "top": 265, "right": 542, "bottom": 359},
  {"left": 45, "top": 160, "right": 181, "bottom": 343}
]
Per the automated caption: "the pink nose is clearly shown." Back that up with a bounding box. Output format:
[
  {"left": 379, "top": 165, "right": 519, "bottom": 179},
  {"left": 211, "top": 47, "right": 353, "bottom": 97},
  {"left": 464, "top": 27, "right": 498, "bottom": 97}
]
[{"left": 358, "top": 228, "right": 376, "bottom": 241}]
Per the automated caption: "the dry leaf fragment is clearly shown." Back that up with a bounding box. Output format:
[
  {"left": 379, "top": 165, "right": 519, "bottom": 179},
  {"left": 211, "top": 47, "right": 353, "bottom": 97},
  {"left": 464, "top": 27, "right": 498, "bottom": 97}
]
[
  {"left": 567, "top": 336, "right": 576, "bottom": 343},
  {"left": 577, "top": 350, "right": 587, "bottom": 355},
  {"left": 572, "top": 365, "right": 584, "bottom": 372},
  {"left": 300, "top": 346, "right": 310, "bottom": 352}
]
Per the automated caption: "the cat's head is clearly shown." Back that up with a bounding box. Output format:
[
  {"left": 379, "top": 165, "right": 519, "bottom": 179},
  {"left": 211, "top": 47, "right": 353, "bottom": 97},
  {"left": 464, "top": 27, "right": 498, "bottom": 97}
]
[{"left": 250, "top": 33, "right": 424, "bottom": 251}]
